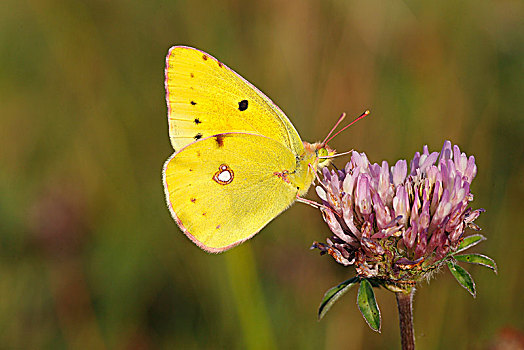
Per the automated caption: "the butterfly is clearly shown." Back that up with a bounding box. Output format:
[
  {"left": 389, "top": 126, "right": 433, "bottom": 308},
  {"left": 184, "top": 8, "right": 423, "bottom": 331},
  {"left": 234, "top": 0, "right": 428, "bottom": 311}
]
[{"left": 162, "top": 46, "right": 364, "bottom": 253}]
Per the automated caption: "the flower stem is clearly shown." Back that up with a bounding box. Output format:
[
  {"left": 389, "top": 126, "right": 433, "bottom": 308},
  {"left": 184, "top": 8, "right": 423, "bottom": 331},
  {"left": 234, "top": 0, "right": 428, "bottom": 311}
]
[{"left": 396, "top": 289, "right": 415, "bottom": 350}]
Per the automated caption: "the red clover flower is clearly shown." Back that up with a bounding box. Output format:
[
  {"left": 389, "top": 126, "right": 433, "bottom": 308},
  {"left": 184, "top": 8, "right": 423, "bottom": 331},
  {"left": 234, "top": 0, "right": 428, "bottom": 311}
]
[{"left": 313, "top": 141, "right": 496, "bottom": 335}]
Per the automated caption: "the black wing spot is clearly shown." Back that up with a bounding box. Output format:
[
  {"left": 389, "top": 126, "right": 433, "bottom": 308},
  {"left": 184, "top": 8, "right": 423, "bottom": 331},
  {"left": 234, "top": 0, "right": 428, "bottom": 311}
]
[
  {"left": 190, "top": 73, "right": 194, "bottom": 78},
  {"left": 190, "top": 101, "right": 197, "bottom": 105},
  {"left": 190, "top": 198, "right": 196, "bottom": 203},
  {"left": 194, "top": 133, "right": 203, "bottom": 140},
  {"left": 238, "top": 99, "right": 248, "bottom": 111},
  {"left": 202, "top": 54, "right": 208, "bottom": 60},
  {"left": 218, "top": 61, "right": 223, "bottom": 68},
  {"left": 194, "top": 118, "right": 201, "bottom": 124}
]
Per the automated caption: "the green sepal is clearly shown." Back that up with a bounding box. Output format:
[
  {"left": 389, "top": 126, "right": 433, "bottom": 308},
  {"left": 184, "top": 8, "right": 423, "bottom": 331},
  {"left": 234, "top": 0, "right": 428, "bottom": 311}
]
[
  {"left": 447, "top": 261, "right": 476, "bottom": 297},
  {"left": 454, "top": 253, "right": 498, "bottom": 274},
  {"left": 318, "top": 277, "right": 359, "bottom": 320},
  {"left": 455, "top": 234, "right": 486, "bottom": 254},
  {"left": 357, "top": 279, "right": 381, "bottom": 332}
]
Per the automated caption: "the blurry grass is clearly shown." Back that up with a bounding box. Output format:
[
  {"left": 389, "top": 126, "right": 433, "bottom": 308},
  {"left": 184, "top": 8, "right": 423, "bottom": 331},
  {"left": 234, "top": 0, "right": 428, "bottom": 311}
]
[{"left": 0, "top": 0, "right": 523, "bottom": 349}]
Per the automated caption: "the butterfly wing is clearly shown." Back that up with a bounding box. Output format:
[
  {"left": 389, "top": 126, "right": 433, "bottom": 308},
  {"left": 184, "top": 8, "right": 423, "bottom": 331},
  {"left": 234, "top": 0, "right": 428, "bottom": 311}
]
[
  {"left": 165, "top": 46, "right": 304, "bottom": 155},
  {"left": 163, "top": 133, "right": 299, "bottom": 252}
]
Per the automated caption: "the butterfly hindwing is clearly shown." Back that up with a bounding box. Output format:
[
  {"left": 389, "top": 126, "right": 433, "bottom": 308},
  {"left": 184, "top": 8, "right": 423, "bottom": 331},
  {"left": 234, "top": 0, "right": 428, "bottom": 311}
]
[{"left": 163, "top": 133, "right": 299, "bottom": 252}]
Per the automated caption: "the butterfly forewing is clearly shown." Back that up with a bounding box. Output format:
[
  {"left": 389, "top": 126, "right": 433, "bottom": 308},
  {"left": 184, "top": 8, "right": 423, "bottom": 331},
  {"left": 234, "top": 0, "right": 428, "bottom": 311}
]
[{"left": 165, "top": 46, "right": 304, "bottom": 155}]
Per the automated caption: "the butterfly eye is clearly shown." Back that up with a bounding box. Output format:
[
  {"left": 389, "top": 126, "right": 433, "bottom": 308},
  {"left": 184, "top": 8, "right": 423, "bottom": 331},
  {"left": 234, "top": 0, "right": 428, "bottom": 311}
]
[{"left": 318, "top": 148, "right": 329, "bottom": 158}]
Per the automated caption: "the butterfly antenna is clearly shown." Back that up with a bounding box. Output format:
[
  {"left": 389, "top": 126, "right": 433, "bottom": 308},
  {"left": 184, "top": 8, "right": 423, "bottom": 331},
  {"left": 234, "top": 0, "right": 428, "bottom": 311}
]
[
  {"left": 323, "top": 110, "right": 370, "bottom": 145},
  {"left": 321, "top": 113, "right": 346, "bottom": 147}
]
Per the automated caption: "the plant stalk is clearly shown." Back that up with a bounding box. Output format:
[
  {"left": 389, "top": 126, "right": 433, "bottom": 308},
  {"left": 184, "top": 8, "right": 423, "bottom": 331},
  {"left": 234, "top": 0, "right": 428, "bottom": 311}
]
[{"left": 396, "top": 289, "right": 415, "bottom": 350}]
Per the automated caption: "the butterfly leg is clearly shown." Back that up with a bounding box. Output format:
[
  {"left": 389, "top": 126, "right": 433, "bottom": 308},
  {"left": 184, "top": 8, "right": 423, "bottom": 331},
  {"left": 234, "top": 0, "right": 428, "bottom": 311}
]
[
  {"left": 302, "top": 163, "right": 346, "bottom": 219},
  {"left": 296, "top": 195, "right": 345, "bottom": 223},
  {"left": 296, "top": 195, "right": 340, "bottom": 215},
  {"left": 310, "top": 164, "right": 327, "bottom": 188},
  {"left": 296, "top": 195, "right": 323, "bottom": 208}
]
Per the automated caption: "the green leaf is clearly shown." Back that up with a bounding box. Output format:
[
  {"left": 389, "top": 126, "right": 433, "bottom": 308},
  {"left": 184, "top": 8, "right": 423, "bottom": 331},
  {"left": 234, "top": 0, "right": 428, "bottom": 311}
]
[
  {"left": 454, "top": 254, "right": 498, "bottom": 274},
  {"left": 318, "top": 277, "right": 359, "bottom": 320},
  {"left": 447, "top": 262, "right": 476, "bottom": 297},
  {"left": 455, "top": 234, "right": 486, "bottom": 254},
  {"left": 357, "top": 279, "right": 381, "bottom": 332}
]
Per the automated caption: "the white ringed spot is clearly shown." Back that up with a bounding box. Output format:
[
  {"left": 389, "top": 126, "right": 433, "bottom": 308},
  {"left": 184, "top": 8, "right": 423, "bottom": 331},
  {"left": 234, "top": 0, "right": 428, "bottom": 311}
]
[{"left": 213, "top": 164, "right": 234, "bottom": 185}]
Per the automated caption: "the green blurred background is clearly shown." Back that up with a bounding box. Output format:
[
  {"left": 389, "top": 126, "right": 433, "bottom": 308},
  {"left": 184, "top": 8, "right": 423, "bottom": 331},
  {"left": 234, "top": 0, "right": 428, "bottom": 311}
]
[{"left": 1, "top": 0, "right": 523, "bottom": 349}]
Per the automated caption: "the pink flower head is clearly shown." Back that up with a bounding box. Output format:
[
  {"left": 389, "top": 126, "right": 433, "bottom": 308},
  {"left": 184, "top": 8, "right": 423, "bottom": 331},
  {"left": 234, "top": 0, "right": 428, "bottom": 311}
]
[{"left": 312, "top": 141, "right": 483, "bottom": 287}]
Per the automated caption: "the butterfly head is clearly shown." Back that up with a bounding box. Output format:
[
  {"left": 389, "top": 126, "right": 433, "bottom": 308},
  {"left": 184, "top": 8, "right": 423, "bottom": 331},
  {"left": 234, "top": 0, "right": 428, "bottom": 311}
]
[
  {"left": 304, "top": 142, "right": 336, "bottom": 169},
  {"left": 317, "top": 144, "right": 336, "bottom": 168}
]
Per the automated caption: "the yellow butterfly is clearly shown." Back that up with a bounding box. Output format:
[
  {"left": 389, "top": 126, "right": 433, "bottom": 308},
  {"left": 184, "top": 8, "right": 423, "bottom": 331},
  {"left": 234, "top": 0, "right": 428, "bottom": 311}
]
[{"left": 162, "top": 46, "right": 340, "bottom": 253}]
